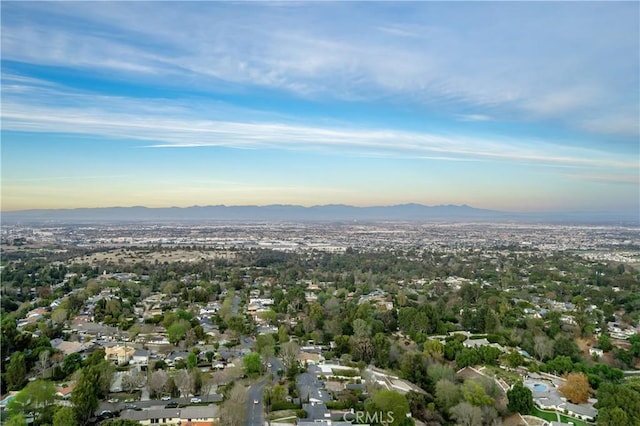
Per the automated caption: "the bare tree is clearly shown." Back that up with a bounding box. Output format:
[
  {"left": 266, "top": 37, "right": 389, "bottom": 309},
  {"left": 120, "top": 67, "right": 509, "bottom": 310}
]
[
  {"left": 219, "top": 383, "right": 247, "bottom": 426},
  {"left": 450, "top": 402, "right": 483, "bottom": 426},
  {"left": 38, "top": 350, "right": 50, "bottom": 378},
  {"left": 534, "top": 335, "right": 554, "bottom": 361},
  {"left": 280, "top": 341, "right": 300, "bottom": 376},
  {"left": 122, "top": 369, "right": 146, "bottom": 393},
  {"left": 148, "top": 370, "right": 168, "bottom": 398},
  {"left": 199, "top": 373, "right": 214, "bottom": 397},
  {"left": 174, "top": 369, "right": 193, "bottom": 397}
]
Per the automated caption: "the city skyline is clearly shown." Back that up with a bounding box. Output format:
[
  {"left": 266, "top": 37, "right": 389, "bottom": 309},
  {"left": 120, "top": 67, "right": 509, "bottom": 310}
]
[{"left": 1, "top": 1, "right": 638, "bottom": 214}]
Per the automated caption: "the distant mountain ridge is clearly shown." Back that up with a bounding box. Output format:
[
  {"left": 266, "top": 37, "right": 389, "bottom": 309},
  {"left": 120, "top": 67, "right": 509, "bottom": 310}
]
[{"left": 0, "top": 204, "right": 637, "bottom": 225}]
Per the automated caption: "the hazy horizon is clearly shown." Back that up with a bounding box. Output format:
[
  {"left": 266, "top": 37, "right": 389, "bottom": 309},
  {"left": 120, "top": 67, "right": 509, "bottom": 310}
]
[{"left": 1, "top": 2, "right": 638, "bottom": 214}]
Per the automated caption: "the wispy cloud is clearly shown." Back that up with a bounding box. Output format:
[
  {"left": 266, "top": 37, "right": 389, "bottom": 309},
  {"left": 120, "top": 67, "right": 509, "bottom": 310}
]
[
  {"left": 2, "top": 90, "right": 636, "bottom": 171},
  {"left": 457, "top": 114, "right": 492, "bottom": 122},
  {"left": 2, "top": 2, "right": 637, "bottom": 137}
]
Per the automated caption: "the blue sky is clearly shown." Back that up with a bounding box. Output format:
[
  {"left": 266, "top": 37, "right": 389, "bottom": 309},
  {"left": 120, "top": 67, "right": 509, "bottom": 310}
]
[{"left": 1, "top": 1, "right": 638, "bottom": 213}]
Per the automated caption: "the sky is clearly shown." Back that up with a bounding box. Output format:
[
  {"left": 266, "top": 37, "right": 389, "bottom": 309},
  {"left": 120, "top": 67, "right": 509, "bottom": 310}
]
[{"left": 1, "top": 1, "right": 638, "bottom": 214}]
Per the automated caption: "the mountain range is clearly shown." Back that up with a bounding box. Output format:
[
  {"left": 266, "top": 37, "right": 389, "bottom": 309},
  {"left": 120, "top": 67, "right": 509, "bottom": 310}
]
[{"left": 1, "top": 204, "right": 637, "bottom": 225}]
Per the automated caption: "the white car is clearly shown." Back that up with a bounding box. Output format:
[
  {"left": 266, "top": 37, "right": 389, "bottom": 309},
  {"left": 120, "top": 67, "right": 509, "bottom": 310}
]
[
  {"left": 190, "top": 397, "right": 202, "bottom": 403},
  {"left": 161, "top": 396, "right": 171, "bottom": 401},
  {"left": 254, "top": 399, "right": 259, "bottom": 404}
]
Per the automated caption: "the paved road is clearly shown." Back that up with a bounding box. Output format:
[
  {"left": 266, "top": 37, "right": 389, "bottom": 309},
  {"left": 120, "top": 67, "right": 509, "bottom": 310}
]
[
  {"left": 247, "top": 377, "right": 266, "bottom": 426},
  {"left": 97, "top": 393, "right": 223, "bottom": 414},
  {"left": 245, "top": 357, "right": 284, "bottom": 426},
  {"left": 232, "top": 295, "right": 240, "bottom": 316}
]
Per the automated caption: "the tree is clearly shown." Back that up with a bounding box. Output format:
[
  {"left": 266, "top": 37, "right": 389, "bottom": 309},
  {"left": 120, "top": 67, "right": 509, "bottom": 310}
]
[
  {"left": 4, "top": 414, "right": 27, "bottom": 426},
  {"left": 148, "top": 370, "right": 168, "bottom": 398},
  {"left": 167, "top": 319, "right": 191, "bottom": 345},
  {"left": 423, "top": 339, "right": 444, "bottom": 361},
  {"left": 187, "top": 352, "right": 198, "bottom": 370},
  {"left": 243, "top": 352, "right": 262, "bottom": 376},
  {"left": 450, "top": 402, "right": 483, "bottom": 426},
  {"left": 53, "top": 406, "right": 78, "bottom": 426},
  {"left": 281, "top": 341, "right": 300, "bottom": 378},
  {"left": 72, "top": 367, "right": 100, "bottom": 425},
  {"left": 596, "top": 382, "right": 640, "bottom": 426},
  {"left": 507, "top": 381, "right": 533, "bottom": 415},
  {"left": 371, "top": 389, "right": 410, "bottom": 426},
  {"left": 62, "top": 353, "right": 83, "bottom": 376},
  {"left": 545, "top": 355, "right": 574, "bottom": 375},
  {"left": 6, "top": 352, "right": 28, "bottom": 390},
  {"left": 598, "top": 407, "right": 630, "bottom": 426},
  {"left": 598, "top": 334, "right": 613, "bottom": 352},
  {"left": 504, "top": 351, "right": 525, "bottom": 368},
  {"left": 51, "top": 308, "right": 68, "bottom": 325},
  {"left": 559, "top": 372, "right": 593, "bottom": 404},
  {"left": 256, "top": 334, "right": 276, "bottom": 353},
  {"left": 174, "top": 369, "right": 193, "bottom": 397},
  {"left": 534, "top": 335, "right": 553, "bottom": 361},
  {"left": 38, "top": 350, "right": 51, "bottom": 378},
  {"left": 427, "top": 363, "right": 456, "bottom": 384},
  {"left": 435, "top": 379, "right": 461, "bottom": 412},
  {"left": 219, "top": 383, "right": 247, "bottom": 426},
  {"left": 461, "top": 380, "right": 494, "bottom": 407},
  {"left": 7, "top": 379, "right": 55, "bottom": 420},
  {"left": 121, "top": 369, "right": 145, "bottom": 393},
  {"left": 456, "top": 348, "right": 480, "bottom": 368},
  {"left": 271, "top": 384, "right": 287, "bottom": 403},
  {"left": 102, "top": 420, "right": 142, "bottom": 426},
  {"left": 199, "top": 373, "right": 214, "bottom": 397}
]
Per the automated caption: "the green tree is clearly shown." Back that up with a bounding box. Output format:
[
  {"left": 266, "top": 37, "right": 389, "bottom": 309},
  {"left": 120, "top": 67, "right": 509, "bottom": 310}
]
[
  {"left": 598, "top": 334, "right": 613, "bottom": 352},
  {"left": 8, "top": 379, "right": 56, "bottom": 420},
  {"left": 53, "top": 406, "right": 78, "bottom": 426},
  {"left": 102, "top": 420, "right": 141, "bottom": 426},
  {"left": 243, "top": 352, "right": 262, "bottom": 376},
  {"left": 507, "top": 381, "right": 533, "bottom": 415},
  {"left": 4, "top": 414, "right": 27, "bottom": 426},
  {"left": 62, "top": 353, "right": 83, "bottom": 376},
  {"left": 72, "top": 367, "right": 100, "bottom": 425},
  {"left": 167, "top": 319, "right": 191, "bottom": 345},
  {"left": 271, "top": 384, "right": 287, "bottom": 403},
  {"left": 371, "top": 389, "right": 410, "bottom": 426},
  {"left": 504, "top": 351, "right": 525, "bottom": 368},
  {"left": 435, "top": 379, "right": 461, "bottom": 412},
  {"left": 596, "top": 382, "right": 640, "bottom": 425},
  {"left": 598, "top": 407, "right": 630, "bottom": 426},
  {"left": 187, "top": 352, "right": 198, "bottom": 370},
  {"left": 461, "top": 380, "right": 494, "bottom": 407},
  {"left": 456, "top": 348, "right": 480, "bottom": 368},
  {"left": 6, "top": 352, "right": 28, "bottom": 390}
]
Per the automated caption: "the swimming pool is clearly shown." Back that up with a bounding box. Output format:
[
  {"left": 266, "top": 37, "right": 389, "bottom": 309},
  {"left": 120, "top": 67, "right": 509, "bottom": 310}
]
[{"left": 532, "top": 383, "right": 548, "bottom": 392}]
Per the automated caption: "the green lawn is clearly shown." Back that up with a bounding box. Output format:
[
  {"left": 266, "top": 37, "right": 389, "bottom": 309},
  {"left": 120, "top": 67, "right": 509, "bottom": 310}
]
[
  {"left": 532, "top": 406, "right": 559, "bottom": 422},
  {"left": 559, "top": 414, "right": 592, "bottom": 426},
  {"left": 531, "top": 406, "right": 594, "bottom": 426}
]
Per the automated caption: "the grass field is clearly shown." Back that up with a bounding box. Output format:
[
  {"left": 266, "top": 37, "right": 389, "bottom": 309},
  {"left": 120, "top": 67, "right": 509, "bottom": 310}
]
[
  {"left": 532, "top": 406, "right": 558, "bottom": 422},
  {"left": 531, "top": 406, "right": 594, "bottom": 426},
  {"left": 559, "top": 414, "right": 592, "bottom": 426}
]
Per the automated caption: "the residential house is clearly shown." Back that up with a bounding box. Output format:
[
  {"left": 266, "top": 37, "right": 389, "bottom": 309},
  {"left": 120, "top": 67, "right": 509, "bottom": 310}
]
[{"left": 104, "top": 345, "right": 135, "bottom": 366}]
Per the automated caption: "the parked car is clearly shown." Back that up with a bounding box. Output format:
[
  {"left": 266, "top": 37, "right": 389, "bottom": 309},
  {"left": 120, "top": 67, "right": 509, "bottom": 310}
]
[
  {"left": 190, "top": 397, "right": 202, "bottom": 403},
  {"left": 161, "top": 395, "right": 171, "bottom": 401}
]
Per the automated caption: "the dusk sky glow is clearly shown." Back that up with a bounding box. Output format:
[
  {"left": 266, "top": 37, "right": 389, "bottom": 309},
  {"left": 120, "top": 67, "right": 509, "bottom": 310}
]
[{"left": 1, "top": 1, "right": 638, "bottom": 214}]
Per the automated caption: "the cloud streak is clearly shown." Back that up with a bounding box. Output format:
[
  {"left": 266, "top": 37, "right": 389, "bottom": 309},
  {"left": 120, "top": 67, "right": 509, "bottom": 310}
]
[
  {"left": 2, "top": 2, "right": 638, "bottom": 137},
  {"left": 2, "top": 92, "right": 636, "bottom": 171}
]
